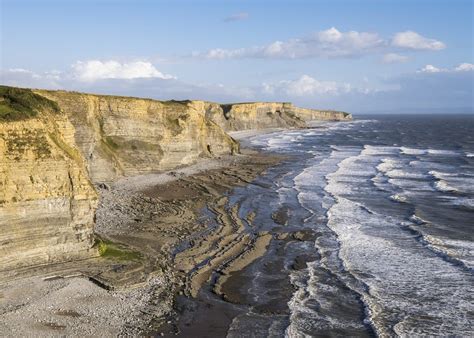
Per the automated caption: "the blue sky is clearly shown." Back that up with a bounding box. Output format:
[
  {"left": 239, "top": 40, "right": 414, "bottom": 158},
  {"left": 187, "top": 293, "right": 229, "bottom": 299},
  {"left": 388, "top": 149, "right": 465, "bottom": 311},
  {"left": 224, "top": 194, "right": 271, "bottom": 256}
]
[{"left": 1, "top": 0, "right": 473, "bottom": 113}]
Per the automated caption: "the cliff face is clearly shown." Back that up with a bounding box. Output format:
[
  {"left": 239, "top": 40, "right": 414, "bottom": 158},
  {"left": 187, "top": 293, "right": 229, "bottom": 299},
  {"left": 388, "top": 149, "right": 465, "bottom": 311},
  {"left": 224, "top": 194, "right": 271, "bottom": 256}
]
[
  {"left": 35, "top": 91, "right": 239, "bottom": 183},
  {"left": 193, "top": 101, "right": 306, "bottom": 131},
  {"left": 0, "top": 88, "right": 97, "bottom": 271},
  {"left": 291, "top": 106, "right": 352, "bottom": 121},
  {"left": 191, "top": 101, "right": 351, "bottom": 132}
]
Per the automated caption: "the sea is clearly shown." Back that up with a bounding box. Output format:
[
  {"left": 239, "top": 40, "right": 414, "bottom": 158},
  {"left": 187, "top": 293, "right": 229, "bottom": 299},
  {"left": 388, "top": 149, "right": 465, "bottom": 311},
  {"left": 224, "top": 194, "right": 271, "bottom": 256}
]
[{"left": 220, "top": 114, "right": 474, "bottom": 337}]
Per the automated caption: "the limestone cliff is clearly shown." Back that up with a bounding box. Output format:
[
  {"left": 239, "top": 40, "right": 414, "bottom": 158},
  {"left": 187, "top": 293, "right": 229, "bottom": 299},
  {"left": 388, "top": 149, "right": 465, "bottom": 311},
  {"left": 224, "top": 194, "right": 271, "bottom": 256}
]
[
  {"left": 290, "top": 106, "right": 352, "bottom": 121},
  {"left": 0, "top": 87, "right": 97, "bottom": 271},
  {"left": 192, "top": 101, "right": 306, "bottom": 131},
  {"left": 190, "top": 101, "right": 350, "bottom": 132},
  {"left": 35, "top": 91, "right": 239, "bottom": 183}
]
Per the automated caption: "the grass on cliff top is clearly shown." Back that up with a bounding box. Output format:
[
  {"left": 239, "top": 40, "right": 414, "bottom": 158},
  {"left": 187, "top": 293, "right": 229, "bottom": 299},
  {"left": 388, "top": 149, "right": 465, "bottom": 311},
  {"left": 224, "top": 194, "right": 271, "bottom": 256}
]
[
  {"left": 96, "top": 238, "right": 142, "bottom": 261},
  {"left": 0, "top": 86, "right": 60, "bottom": 121}
]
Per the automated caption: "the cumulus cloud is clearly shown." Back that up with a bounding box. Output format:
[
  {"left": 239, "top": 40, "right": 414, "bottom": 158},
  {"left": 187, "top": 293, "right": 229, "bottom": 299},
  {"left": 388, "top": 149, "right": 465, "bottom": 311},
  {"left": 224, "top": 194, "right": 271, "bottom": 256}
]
[
  {"left": 455, "top": 63, "right": 474, "bottom": 72},
  {"left": 417, "top": 64, "right": 444, "bottom": 73},
  {"left": 0, "top": 65, "right": 254, "bottom": 103},
  {"left": 417, "top": 63, "right": 474, "bottom": 74},
  {"left": 382, "top": 53, "right": 409, "bottom": 64},
  {"left": 391, "top": 31, "right": 446, "bottom": 51},
  {"left": 197, "top": 27, "right": 445, "bottom": 60},
  {"left": 2, "top": 59, "right": 471, "bottom": 113},
  {"left": 263, "top": 74, "right": 352, "bottom": 97},
  {"left": 72, "top": 60, "right": 175, "bottom": 82},
  {"left": 202, "top": 27, "right": 385, "bottom": 59},
  {"left": 224, "top": 12, "right": 249, "bottom": 22},
  {"left": 1, "top": 68, "right": 63, "bottom": 89}
]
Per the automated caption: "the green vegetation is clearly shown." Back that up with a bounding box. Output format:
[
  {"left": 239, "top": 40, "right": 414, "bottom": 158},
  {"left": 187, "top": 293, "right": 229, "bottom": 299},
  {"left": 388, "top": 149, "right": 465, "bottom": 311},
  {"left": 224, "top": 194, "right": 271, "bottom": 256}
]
[
  {"left": 96, "top": 238, "right": 142, "bottom": 261},
  {"left": 5, "top": 130, "right": 51, "bottom": 159},
  {"left": 0, "top": 86, "right": 60, "bottom": 121},
  {"left": 104, "top": 136, "right": 120, "bottom": 149},
  {"left": 165, "top": 116, "right": 183, "bottom": 135},
  {"left": 48, "top": 132, "right": 83, "bottom": 163}
]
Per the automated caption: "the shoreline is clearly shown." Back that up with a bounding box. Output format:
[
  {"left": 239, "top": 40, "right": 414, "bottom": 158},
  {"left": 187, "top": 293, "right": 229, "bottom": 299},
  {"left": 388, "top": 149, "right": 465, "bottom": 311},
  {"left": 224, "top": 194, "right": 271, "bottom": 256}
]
[{"left": 0, "top": 144, "right": 285, "bottom": 336}]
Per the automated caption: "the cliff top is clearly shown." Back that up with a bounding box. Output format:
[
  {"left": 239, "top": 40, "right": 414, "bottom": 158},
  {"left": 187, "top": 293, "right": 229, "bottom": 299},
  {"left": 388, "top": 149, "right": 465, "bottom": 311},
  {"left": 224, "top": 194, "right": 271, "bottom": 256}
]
[
  {"left": 0, "top": 86, "right": 61, "bottom": 121},
  {"left": 1, "top": 85, "right": 350, "bottom": 117}
]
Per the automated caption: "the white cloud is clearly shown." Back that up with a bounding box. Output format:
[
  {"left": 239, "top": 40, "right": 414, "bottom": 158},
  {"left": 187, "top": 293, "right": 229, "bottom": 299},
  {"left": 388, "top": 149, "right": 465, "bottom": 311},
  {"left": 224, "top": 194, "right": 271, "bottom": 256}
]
[
  {"left": 72, "top": 60, "right": 175, "bottom": 82},
  {"left": 417, "top": 63, "right": 474, "bottom": 74},
  {"left": 224, "top": 12, "right": 249, "bottom": 22},
  {"left": 392, "top": 31, "right": 446, "bottom": 51},
  {"left": 263, "top": 74, "right": 353, "bottom": 97},
  {"left": 198, "top": 27, "right": 445, "bottom": 60},
  {"left": 8, "top": 68, "right": 41, "bottom": 78},
  {"left": 455, "top": 63, "right": 474, "bottom": 72},
  {"left": 382, "top": 53, "right": 409, "bottom": 64},
  {"left": 203, "top": 27, "right": 385, "bottom": 59},
  {"left": 417, "top": 64, "right": 444, "bottom": 73}
]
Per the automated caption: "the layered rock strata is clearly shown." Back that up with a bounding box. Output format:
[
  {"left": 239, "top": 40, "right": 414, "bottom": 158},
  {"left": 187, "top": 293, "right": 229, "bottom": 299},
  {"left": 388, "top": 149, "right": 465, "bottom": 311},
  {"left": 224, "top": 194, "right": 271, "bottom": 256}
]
[
  {"left": 35, "top": 91, "right": 239, "bottom": 183},
  {"left": 0, "top": 91, "right": 97, "bottom": 270},
  {"left": 191, "top": 101, "right": 350, "bottom": 131}
]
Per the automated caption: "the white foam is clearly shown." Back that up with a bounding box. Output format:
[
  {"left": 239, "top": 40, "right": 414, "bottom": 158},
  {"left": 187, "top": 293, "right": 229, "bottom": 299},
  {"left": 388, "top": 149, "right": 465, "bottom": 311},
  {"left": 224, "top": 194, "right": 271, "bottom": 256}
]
[
  {"left": 434, "top": 180, "right": 458, "bottom": 193},
  {"left": 385, "top": 169, "right": 428, "bottom": 179},
  {"left": 466, "top": 152, "right": 474, "bottom": 158},
  {"left": 390, "top": 194, "right": 408, "bottom": 203},
  {"left": 400, "top": 147, "right": 427, "bottom": 155},
  {"left": 427, "top": 149, "right": 459, "bottom": 156},
  {"left": 376, "top": 159, "right": 403, "bottom": 173},
  {"left": 430, "top": 171, "right": 474, "bottom": 194},
  {"left": 409, "top": 214, "right": 428, "bottom": 225},
  {"left": 448, "top": 197, "right": 474, "bottom": 209},
  {"left": 362, "top": 145, "right": 399, "bottom": 156},
  {"left": 400, "top": 147, "right": 460, "bottom": 157},
  {"left": 324, "top": 151, "right": 474, "bottom": 336}
]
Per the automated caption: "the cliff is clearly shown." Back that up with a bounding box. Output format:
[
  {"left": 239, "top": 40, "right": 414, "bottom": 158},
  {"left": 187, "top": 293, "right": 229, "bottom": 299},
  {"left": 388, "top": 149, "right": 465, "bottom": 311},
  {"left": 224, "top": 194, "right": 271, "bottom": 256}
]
[
  {"left": 193, "top": 101, "right": 306, "bottom": 131},
  {"left": 191, "top": 101, "right": 350, "bottom": 132},
  {"left": 290, "top": 106, "right": 352, "bottom": 121},
  {"left": 0, "top": 86, "right": 97, "bottom": 271},
  {"left": 35, "top": 91, "right": 239, "bottom": 183},
  {"left": 0, "top": 86, "right": 351, "bottom": 270}
]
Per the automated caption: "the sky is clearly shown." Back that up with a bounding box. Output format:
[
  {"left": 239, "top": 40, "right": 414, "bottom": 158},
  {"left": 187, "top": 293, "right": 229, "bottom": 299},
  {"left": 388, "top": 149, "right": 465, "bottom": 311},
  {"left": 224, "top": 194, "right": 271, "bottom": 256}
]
[{"left": 1, "top": 0, "right": 473, "bottom": 114}]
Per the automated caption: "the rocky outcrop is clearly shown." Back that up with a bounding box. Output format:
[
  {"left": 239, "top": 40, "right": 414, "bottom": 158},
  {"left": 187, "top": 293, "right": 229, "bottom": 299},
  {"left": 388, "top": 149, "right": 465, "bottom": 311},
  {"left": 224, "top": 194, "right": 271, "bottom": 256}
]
[
  {"left": 0, "top": 88, "right": 97, "bottom": 271},
  {"left": 35, "top": 91, "right": 239, "bottom": 183}
]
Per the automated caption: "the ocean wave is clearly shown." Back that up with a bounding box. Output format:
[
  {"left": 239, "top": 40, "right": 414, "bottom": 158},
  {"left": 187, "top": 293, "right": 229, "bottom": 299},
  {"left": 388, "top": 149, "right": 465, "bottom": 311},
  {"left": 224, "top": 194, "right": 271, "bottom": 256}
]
[
  {"left": 466, "top": 152, "right": 474, "bottom": 158},
  {"left": 390, "top": 194, "right": 408, "bottom": 203},
  {"left": 400, "top": 147, "right": 427, "bottom": 155},
  {"left": 430, "top": 171, "right": 459, "bottom": 193},
  {"left": 376, "top": 159, "right": 404, "bottom": 173},
  {"left": 450, "top": 197, "right": 474, "bottom": 209},
  {"left": 388, "top": 178, "right": 434, "bottom": 191},
  {"left": 362, "top": 145, "right": 399, "bottom": 156},
  {"left": 402, "top": 221, "right": 474, "bottom": 272},
  {"left": 427, "top": 149, "right": 459, "bottom": 156},
  {"left": 433, "top": 180, "right": 458, "bottom": 193},
  {"left": 326, "top": 195, "right": 474, "bottom": 335},
  {"left": 321, "top": 143, "right": 474, "bottom": 336},
  {"left": 409, "top": 214, "right": 428, "bottom": 225},
  {"left": 429, "top": 171, "right": 474, "bottom": 194},
  {"left": 385, "top": 169, "right": 428, "bottom": 179},
  {"left": 400, "top": 147, "right": 459, "bottom": 156}
]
